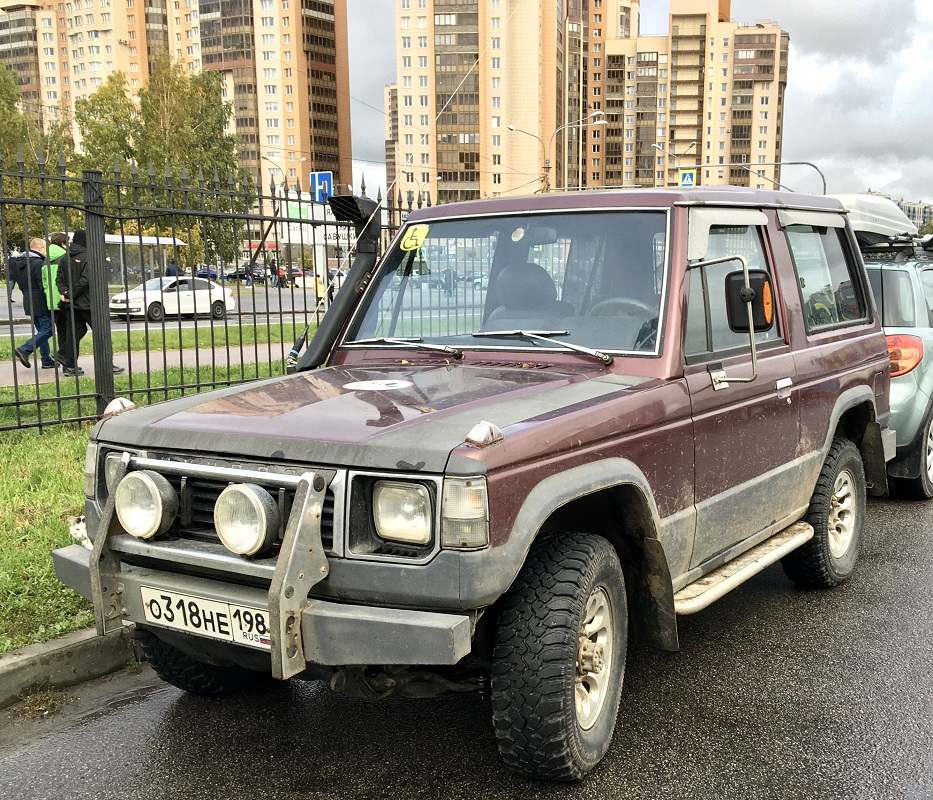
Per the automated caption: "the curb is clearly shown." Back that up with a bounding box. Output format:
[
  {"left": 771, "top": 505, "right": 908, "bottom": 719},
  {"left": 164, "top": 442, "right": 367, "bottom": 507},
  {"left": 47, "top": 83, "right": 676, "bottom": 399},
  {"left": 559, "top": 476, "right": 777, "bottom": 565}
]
[{"left": 0, "top": 624, "right": 145, "bottom": 709}]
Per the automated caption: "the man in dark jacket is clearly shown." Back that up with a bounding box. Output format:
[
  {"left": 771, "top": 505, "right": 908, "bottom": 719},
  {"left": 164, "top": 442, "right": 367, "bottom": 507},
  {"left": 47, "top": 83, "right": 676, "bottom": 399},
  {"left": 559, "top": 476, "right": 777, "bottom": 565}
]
[
  {"left": 11, "top": 238, "right": 55, "bottom": 370},
  {"left": 55, "top": 230, "right": 91, "bottom": 376},
  {"left": 55, "top": 229, "right": 124, "bottom": 377}
]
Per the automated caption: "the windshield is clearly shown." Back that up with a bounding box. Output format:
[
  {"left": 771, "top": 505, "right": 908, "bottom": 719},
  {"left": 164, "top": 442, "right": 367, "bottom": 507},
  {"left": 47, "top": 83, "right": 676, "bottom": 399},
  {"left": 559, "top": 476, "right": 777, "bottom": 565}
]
[{"left": 344, "top": 210, "right": 669, "bottom": 356}]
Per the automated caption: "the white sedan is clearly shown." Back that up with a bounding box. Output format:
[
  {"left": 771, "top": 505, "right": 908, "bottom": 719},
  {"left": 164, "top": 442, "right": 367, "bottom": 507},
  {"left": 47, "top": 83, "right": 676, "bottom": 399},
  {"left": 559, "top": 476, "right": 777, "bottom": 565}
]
[{"left": 110, "top": 277, "right": 236, "bottom": 322}]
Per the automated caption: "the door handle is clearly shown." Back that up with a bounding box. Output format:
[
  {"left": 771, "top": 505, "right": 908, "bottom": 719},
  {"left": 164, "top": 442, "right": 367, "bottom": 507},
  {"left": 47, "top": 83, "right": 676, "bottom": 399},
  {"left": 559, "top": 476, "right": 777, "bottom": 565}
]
[{"left": 775, "top": 377, "right": 793, "bottom": 391}]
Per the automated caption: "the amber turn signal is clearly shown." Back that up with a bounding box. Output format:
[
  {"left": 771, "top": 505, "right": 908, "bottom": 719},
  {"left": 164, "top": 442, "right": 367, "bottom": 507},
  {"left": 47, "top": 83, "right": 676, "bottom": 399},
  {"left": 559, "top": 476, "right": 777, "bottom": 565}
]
[{"left": 887, "top": 334, "right": 923, "bottom": 377}]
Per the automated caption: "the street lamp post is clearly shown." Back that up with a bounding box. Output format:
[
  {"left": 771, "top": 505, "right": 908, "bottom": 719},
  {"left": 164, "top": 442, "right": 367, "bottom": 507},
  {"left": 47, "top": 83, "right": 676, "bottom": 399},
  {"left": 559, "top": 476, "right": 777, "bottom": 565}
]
[
  {"left": 260, "top": 154, "right": 283, "bottom": 187},
  {"left": 508, "top": 111, "right": 606, "bottom": 193},
  {"left": 651, "top": 141, "right": 697, "bottom": 186}
]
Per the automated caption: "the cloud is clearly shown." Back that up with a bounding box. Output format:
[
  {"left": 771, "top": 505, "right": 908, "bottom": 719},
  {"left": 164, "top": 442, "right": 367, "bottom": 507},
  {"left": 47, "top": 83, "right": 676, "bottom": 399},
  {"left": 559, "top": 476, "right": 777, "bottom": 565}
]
[
  {"left": 733, "top": 0, "right": 917, "bottom": 62},
  {"left": 347, "top": 1, "right": 396, "bottom": 168},
  {"left": 346, "top": 1, "right": 933, "bottom": 202}
]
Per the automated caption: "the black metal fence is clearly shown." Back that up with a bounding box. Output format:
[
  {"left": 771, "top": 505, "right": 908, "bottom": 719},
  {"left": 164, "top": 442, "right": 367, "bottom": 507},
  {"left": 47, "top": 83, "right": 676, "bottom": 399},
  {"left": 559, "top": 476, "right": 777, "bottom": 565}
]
[{"left": 1, "top": 157, "right": 412, "bottom": 432}]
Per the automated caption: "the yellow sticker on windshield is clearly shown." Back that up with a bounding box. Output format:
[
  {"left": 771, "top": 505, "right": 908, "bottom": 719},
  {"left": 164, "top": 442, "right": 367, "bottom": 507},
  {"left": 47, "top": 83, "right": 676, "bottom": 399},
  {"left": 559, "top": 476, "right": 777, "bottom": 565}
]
[{"left": 400, "top": 224, "right": 430, "bottom": 251}]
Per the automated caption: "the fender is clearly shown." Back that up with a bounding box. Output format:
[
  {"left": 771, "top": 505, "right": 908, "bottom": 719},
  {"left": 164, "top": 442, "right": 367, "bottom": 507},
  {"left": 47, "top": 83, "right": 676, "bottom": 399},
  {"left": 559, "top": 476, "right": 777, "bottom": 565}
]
[
  {"left": 819, "top": 385, "right": 878, "bottom": 455},
  {"left": 820, "top": 386, "right": 889, "bottom": 494},
  {"left": 459, "top": 458, "right": 679, "bottom": 650}
]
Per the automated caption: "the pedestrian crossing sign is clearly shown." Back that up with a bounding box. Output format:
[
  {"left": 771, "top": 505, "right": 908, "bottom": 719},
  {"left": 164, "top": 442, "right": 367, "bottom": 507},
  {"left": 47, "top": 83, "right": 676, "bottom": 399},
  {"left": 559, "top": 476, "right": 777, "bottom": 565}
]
[{"left": 679, "top": 169, "right": 697, "bottom": 188}]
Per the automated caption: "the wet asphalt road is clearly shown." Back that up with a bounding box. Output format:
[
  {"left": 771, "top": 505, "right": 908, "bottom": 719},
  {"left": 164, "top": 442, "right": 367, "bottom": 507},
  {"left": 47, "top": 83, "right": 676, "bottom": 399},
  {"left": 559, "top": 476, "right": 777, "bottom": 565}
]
[{"left": 1, "top": 496, "right": 931, "bottom": 800}]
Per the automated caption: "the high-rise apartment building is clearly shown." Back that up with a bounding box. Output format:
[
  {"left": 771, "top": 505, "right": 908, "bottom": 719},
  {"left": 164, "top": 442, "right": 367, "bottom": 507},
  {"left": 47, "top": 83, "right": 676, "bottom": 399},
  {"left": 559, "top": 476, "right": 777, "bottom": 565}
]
[
  {"left": 0, "top": 0, "right": 352, "bottom": 189},
  {"left": 386, "top": 0, "right": 788, "bottom": 199},
  {"left": 201, "top": 0, "right": 352, "bottom": 188}
]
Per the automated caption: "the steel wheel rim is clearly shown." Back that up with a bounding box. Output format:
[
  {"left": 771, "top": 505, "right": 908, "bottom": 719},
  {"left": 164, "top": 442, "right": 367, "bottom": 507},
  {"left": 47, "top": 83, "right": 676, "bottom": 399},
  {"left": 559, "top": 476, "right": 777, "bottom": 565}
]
[
  {"left": 575, "top": 586, "right": 613, "bottom": 731},
  {"left": 828, "top": 468, "right": 857, "bottom": 558}
]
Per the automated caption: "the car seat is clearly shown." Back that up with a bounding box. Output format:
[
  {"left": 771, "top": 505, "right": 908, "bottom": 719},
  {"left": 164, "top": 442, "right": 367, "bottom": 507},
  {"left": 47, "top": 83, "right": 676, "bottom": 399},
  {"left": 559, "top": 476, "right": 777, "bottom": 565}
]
[{"left": 485, "top": 262, "right": 574, "bottom": 325}]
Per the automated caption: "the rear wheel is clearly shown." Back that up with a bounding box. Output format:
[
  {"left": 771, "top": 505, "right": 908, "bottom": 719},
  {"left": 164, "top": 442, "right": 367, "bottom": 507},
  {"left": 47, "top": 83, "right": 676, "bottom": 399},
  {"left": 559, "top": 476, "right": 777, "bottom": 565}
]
[
  {"left": 782, "top": 437, "right": 865, "bottom": 588},
  {"left": 141, "top": 634, "right": 265, "bottom": 696},
  {"left": 491, "top": 533, "right": 627, "bottom": 781},
  {"left": 892, "top": 411, "right": 933, "bottom": 500},
  {"left": 211, "top": 300, "right": 227, "bottom": 320},
  {"left": 147, "top": 302, "right": 164, "bottom": 322}
]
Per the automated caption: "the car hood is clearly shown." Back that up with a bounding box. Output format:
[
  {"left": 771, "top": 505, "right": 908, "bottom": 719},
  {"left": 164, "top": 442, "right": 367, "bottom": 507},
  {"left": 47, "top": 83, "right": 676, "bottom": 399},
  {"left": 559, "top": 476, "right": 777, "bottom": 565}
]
[{"left": 95, "top": 362, "right": 647, "bottom": 472}]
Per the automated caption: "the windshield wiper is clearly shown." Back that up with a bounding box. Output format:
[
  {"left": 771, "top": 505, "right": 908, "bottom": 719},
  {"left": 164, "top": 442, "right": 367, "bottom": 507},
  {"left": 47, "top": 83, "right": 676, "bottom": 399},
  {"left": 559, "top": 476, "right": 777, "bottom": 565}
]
[
  {"left": 472, "top": 330, "right": 613, "bottom": 366},
  {"left": 348, "top": 336, "right": 463, "bottom": 359}
]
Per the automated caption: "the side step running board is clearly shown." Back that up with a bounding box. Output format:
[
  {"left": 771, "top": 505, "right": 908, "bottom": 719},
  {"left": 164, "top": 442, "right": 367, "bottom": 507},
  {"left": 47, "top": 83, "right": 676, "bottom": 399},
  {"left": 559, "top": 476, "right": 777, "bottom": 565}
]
[{"left": 674, "top": 521, "right": 814, "bottom": 615}]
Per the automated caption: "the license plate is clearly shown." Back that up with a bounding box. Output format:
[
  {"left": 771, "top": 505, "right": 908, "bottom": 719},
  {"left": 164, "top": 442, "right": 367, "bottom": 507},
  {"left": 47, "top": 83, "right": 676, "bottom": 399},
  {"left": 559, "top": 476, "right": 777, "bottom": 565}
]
[{"left": 140, "top": 586, "right": 272, "bottom": 651}]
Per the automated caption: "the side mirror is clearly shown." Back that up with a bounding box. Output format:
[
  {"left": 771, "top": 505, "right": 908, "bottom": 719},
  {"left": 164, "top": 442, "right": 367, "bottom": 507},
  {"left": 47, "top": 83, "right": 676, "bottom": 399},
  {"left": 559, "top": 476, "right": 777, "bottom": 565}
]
[
  {"left": 688, "top": 253, "right": 763, "bottom": 389},
  {"left": 725, "top": 269, "right": 774, "bottom": 333}
]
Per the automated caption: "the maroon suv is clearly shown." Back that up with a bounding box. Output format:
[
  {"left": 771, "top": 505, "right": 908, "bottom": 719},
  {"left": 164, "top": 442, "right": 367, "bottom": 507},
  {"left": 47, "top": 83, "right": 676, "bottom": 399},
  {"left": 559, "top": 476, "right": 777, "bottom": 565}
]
[{"left": 54, "top": 187, "right": 894, "bottom": 781}]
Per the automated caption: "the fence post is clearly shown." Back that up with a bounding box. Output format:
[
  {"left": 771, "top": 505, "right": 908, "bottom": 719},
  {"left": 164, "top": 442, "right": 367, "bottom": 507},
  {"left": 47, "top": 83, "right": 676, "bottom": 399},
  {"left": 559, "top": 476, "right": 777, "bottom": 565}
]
[{"left": 83, "top": 169, "right": 115, "bottom": 413}]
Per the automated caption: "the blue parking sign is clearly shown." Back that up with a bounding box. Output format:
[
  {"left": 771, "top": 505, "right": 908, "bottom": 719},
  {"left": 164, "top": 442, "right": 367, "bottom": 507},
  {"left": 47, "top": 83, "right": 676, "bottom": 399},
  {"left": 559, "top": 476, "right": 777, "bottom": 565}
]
[{"left": 311, "top": 171, "right": 334, "bottom": 203}]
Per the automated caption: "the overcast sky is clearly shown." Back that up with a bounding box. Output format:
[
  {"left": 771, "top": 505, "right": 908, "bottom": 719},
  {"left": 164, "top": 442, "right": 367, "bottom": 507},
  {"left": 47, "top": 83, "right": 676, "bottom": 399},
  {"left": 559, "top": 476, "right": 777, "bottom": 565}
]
[{"left": 347, "top": 0, "right": 933, "bottom": 202}]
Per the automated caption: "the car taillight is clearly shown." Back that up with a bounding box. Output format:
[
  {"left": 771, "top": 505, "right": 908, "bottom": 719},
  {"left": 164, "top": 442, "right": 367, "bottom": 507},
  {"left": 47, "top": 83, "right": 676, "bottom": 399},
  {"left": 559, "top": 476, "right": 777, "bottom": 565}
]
[{"left": 887, "top": 334, "right": 923, "bottom": 377}]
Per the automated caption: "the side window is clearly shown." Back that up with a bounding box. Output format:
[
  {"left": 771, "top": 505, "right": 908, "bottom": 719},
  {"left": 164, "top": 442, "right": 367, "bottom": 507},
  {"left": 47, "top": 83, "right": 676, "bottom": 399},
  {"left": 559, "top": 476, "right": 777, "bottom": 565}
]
[
  {"left": 919, "top": 270, "right": 933, "bottom": 327},
  {"left": 192, "top": 278, "right": 212, "bottom": 291},
  {"left": 867, "top": 269, "right": 917, "bottom": 328},
  {"left": 684, "top": 224, "right": 780, "bottom": 358},
  {"left": 785, "top": 225, "right": 867, "bottom": 331}
]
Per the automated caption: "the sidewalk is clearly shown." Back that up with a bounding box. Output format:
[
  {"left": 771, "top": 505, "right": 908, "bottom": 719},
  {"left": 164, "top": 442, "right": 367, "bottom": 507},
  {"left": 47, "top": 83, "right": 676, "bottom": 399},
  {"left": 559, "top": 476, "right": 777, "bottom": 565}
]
[{"left": 0, "top": 339, "right": 286, "bottom": 388}]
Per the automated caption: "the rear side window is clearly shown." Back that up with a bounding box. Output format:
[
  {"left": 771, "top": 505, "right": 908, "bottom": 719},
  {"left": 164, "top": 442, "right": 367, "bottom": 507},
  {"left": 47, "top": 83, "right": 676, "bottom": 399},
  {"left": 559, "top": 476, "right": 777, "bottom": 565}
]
[
  {"left": 785, "top": 225, "right": 868, "bottom": 331},
  {"left": 867, "top": 269, "right": 916, "bottom": 327},
  {"left": 919, "top": 270, "right": 933, "bottom": 327}
]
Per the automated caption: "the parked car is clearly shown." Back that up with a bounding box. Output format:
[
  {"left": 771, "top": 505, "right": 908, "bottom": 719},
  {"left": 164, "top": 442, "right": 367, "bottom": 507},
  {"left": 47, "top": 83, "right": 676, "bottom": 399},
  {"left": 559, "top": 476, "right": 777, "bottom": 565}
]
[
  {"left": 473, "top": 272, "right": 489, "bottom": 289},
  {"left": 109, "top": 276, "right": 235, "bottom": 321},
  {"left": 195, "top": 266, "right": 218, "bottom": 280},
  {"left": 833, "top": 193, "right": 933, "bottom": 498},
  {"left": 223, "top": 265, "right": 252, "bottom": 283},
  {"left": 865, "top": 261, "right": 933, "bottom": 497},
  {"left": 57, "top": 187, "right": 894, "bottom": 782}
]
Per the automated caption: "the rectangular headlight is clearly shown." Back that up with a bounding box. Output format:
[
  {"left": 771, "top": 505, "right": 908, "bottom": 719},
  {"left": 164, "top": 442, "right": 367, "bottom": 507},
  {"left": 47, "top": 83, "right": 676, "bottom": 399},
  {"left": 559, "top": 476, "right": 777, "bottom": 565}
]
[
  {"left": 441, "top": 477, "right": 489, "bottom": 549},
  {"left": 373, "top": 481, "right": 432, "bottom": 545}
]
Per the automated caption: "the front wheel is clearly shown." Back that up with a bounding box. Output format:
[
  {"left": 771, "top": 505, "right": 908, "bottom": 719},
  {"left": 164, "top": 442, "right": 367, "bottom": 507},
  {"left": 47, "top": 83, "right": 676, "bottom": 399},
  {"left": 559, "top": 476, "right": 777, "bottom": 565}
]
[
  {"left": 141, "top": 634, "right": 266, "bottom": 696},
  {"left": 211, "top": 300, "right": 227, "bottom": 320},
  {"left": 782, "top": 437, "right": 865, "bottom": 588},
  {"left": 147, "top": 302, "right": 164, "bottom": 322},
  {"left": 491, "top": 533, "right": 627, "bottom": 781}
]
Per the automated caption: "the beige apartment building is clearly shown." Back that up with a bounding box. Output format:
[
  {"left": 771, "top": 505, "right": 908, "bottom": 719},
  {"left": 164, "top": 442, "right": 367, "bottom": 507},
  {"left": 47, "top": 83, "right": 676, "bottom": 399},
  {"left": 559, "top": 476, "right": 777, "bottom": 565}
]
[
  {"left": 0, "top": 0, "right": 352, "bottom": 189},
  {"left": 387, "top": 0, "right": 788, "bottom": 200}
]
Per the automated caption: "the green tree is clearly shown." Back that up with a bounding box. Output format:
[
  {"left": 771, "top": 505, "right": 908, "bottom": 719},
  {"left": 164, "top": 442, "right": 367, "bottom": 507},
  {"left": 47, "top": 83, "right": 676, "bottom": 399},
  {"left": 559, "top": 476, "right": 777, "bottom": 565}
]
[
  {"left": 0, "top": 67, "right": 79, "bottom": 251},
  {"left": 73, "top": 72, "right": 137, "bottom": 178},
  {"left": 72, "top": 56, "right": 253, "bottom": 262}
]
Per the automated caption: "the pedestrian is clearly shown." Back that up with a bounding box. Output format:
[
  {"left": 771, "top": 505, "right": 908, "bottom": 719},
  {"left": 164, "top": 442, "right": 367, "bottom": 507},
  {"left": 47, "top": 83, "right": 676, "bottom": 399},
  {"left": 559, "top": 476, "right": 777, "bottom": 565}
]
[
  {"left": 55, "top": 229, "right": 125, "bottom": 377},
  {"left": 43, "top": 231, "right": 68, "bottom": 358},
  {"left": 6, "top": 247, "right": 21, "bottom": 303},
  {"left": 11, "top": 238, "right": 55, "bottom": 370}
]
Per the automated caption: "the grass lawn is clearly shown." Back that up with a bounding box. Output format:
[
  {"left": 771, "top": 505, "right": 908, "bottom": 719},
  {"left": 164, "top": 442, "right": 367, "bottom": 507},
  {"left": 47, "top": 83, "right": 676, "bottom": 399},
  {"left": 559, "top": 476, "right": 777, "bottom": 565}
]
[
  {"left": 0, "top": 318, "right": 317, "bottom": 362},
  {"left": 0, "top": 359, "right": 292, "bottom": 652},
  {"left": 0, "top": 424, "right": 94, "bottom": 654}
]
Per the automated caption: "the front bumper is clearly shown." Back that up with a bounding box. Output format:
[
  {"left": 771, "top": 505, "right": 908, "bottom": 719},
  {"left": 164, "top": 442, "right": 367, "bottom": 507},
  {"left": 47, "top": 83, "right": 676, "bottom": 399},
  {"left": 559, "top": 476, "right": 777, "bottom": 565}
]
[
  {"left": 67, "top": 462, "right": 472, "bottom": 678},
  {"left": 53, "top": 543, "right": 472, "bottom": 669}
]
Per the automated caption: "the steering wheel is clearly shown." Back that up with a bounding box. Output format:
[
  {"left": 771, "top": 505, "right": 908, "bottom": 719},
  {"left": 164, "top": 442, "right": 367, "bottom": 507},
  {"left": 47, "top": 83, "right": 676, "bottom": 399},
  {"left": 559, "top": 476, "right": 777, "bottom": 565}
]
[{"left": 587, "top": 296, "right": 654, "bottom": 317}]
